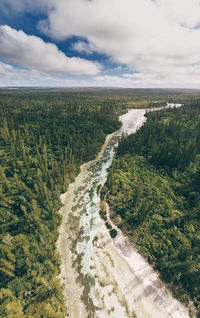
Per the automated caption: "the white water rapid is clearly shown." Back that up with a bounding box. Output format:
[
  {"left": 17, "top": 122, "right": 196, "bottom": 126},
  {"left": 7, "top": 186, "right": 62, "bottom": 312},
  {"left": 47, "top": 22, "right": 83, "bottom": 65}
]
[{"left": 58, "top": 104, "right": 191, "bottom": 318}]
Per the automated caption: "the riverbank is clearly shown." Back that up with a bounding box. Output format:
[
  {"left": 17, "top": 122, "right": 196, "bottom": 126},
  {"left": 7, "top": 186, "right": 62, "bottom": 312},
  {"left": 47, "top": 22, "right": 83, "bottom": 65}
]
[
  {"left": 104, "top": 195, "right": 195, "bottom": 318},
  {"left": 57, "top": 129, "right": 121, "bottom": 317},
  {"left": 104, "top": 104, "right": 199, "bottom": 317},
  {"left": 57, "top": 106, "right": 192, "bottom": 318}
]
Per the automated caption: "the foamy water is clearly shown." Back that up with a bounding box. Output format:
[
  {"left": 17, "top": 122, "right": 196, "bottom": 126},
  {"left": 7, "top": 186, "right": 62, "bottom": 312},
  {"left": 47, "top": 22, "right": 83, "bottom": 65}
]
[{"left": 58, "top": 104, "right": 192, "bottom": 318}]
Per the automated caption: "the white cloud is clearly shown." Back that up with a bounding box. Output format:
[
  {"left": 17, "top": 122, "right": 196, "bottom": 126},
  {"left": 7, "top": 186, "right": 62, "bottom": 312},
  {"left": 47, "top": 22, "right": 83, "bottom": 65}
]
[
  {"left": 1, "top": 60, "right": 200, "bottom": 88},
  {"left": 72, "top": 41, "right": 96, "bottom": 55},
  {"left": 0, "top": 61, "right": 53, "bottom": 86},
  {"left": 157, "top": 0, "right": 200, "bottom": 29},
  {"left": 0, "top": 61, "right": 96, "bottom": 87},
  {"left": 2, "top": 0, "right": 200, "bottom": 87},
  {"left": 94, "top": 66, "right": 200, "bottom": 88},
  {"left": 0, "top": 61, "right": 62, "bottom": 86},
  {"left": 0, "top": 25, "right": 100, "bottom": 75},
  {"left": 36, "top": 0, "right": 200, "bottom": 87}
]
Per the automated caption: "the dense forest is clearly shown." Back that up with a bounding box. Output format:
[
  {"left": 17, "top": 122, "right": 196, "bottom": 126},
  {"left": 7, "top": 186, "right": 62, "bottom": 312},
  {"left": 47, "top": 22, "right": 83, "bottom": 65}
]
[
  {"left": 1, "top": 88, "right": 200, "bottom": 317},
  {"left": 0, "top": 89, "right": 130, "bottom": 317},
  {"left": 105, "top": 101, "right": 200, "bottom": 316}
]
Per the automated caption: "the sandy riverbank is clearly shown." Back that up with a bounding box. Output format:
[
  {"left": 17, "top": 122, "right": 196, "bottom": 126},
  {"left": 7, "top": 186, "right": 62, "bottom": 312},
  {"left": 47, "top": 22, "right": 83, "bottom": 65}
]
[
  {"left": 57, "top": 129, "right": 120, "bottom": 317},
  {"left": 104, "top": 199, "right": 193, "bottom": 318},
  {"left": 57, "top": 107, "right": 193, "bottom": 318}
]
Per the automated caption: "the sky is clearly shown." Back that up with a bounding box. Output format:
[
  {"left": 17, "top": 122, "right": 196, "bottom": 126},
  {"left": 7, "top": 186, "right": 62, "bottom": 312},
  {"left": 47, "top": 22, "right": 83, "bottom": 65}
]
[{"left": 0, "top": 0, "right": 200, "bottom": 88}]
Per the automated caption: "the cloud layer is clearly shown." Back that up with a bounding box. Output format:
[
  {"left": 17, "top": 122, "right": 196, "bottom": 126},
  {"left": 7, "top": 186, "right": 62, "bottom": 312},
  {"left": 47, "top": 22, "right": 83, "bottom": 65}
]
[
  {"left": 0, "top": 25, "right": 100, "bottom": 75},
  {"left": 38, "top": 0, "right": 200, "bottom": 86},
  {"left": 0, "top": 61, "right": 93, "bottom": 87},
  {"left": 1, "top": 0, "right": 200, "bottom": 87}
]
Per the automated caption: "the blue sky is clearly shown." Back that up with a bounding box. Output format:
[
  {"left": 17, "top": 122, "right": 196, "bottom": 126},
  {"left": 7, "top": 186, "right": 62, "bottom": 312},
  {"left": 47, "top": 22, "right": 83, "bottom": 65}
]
[{"left": 0, "top": 0, "right": 200, "bottom": 87}]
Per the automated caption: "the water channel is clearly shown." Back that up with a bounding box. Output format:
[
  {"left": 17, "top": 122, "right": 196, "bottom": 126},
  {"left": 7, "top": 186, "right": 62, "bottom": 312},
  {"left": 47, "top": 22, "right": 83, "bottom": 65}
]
[{"left": 57, "top": 104, "right": 191, "bottom": 318}]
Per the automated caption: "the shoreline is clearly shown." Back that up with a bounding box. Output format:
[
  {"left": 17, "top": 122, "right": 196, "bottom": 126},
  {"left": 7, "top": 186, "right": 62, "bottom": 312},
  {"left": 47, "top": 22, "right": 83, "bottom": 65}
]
[
  {"left": 57, "top": 105, "right": 193, "bottom": 318},
  {"left": 104, "top": 196, "right": 195, "bottom": 317},
  {"left": 56, "top": 127, "right": 121, "bottom": 317}
]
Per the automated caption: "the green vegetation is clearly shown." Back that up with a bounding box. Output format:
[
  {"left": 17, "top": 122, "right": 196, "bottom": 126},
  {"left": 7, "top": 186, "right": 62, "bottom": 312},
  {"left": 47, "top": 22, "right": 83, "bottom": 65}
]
[
  {"left": 99, "top": 201, "right": 107, "bottom": 221},
  {"left": 118, "top": 104, "right": 200, "bottom": 170},
  {"left": 106, "top": 102, "right": 200, "bottom": 316},
  {"left": 0, "top": 89, "right": 128, "bottom": 317},
  {"left": 109, "top": 229, "right": 117, "bottom": 239},
  {"left": 1, "top": 88, "right": 200, "bottom": 316},
  {"left": 105, "top": 222, "right": 112, "bottom": 230},
  {"left": 99, "top": 201, "right": 117, "bottom": 238}
]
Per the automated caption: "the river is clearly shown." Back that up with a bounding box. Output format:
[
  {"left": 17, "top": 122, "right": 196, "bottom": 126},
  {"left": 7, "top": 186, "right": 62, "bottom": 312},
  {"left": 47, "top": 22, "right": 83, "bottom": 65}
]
[{"left": 57, "top": 104, "right": 191, "bottom": 318}]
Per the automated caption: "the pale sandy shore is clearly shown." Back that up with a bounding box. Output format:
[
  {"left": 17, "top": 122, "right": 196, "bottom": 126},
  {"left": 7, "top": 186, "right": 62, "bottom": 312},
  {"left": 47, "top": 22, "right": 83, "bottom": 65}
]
[
  {"left": 57, "top": 131, "right": 118, "bottom": 318},
  {"left": 57, "top": 106, "right": 195, "bottom": 318}
]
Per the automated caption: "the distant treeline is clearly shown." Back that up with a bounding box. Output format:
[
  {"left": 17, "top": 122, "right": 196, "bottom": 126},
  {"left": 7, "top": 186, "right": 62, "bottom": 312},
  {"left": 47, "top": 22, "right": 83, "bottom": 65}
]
[
  {"left": 0, "top": 91, "right": 126, "bottom": 317},
  {"left": 106, "top": 101, "right": 200, "bottom": 316},
  {"left": 118, "top": 103, "right": 200, "bottom": 169}
]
